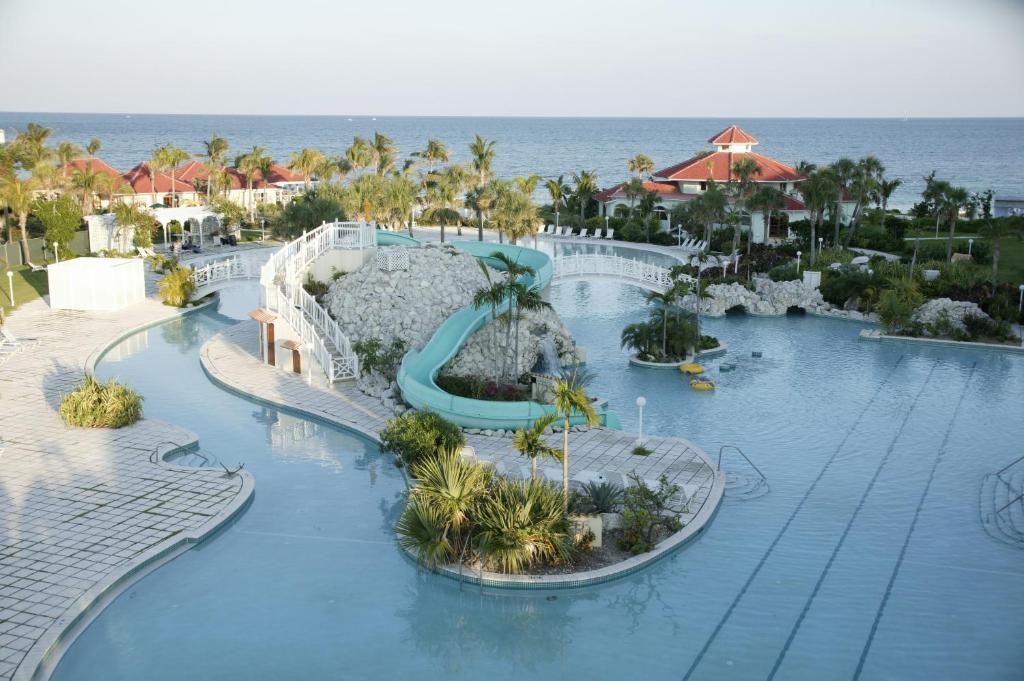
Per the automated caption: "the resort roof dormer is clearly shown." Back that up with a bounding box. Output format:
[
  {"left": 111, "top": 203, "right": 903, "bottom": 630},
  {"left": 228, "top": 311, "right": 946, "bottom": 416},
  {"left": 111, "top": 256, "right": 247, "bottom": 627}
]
[{"left": 709, "top": 125, "right": 758, "bottom": 153}]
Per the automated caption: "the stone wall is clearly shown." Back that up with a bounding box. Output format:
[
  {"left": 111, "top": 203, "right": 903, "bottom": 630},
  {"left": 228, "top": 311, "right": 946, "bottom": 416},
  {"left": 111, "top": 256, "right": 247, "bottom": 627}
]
[
  {"left": 912, "top": 298, "right": 992, "bottom": 332},
  {"left": 683, "top": 279, "right": 826, "bottom": 317}
]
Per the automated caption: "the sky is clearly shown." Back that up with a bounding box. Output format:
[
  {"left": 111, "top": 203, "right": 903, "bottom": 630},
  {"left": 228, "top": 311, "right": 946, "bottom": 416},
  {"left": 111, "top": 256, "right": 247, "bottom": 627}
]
[{"left": 0, "top": 0, "right": 1022, "bottom": 117}]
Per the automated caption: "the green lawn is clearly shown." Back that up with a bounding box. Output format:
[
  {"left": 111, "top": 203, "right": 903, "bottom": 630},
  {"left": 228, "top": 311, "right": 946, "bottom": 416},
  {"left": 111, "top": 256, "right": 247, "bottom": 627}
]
[
  {"left": 1, "top": 264, "right": 49, "bottom": 316},
  {"left": 903, "top": 230, "right": 1024, "bottom": 285}
]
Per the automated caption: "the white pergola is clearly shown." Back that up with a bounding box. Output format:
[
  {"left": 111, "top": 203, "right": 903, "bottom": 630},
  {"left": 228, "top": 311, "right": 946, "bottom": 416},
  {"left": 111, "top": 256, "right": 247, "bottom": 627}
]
[{"left": 150, "top": 206, "right": 222, "bottom": 250}]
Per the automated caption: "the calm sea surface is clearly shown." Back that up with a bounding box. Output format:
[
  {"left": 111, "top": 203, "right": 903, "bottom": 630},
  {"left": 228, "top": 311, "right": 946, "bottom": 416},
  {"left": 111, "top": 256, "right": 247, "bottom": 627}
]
[{"left": 1, "top": 113, "right": 1022, "bottom": 209}]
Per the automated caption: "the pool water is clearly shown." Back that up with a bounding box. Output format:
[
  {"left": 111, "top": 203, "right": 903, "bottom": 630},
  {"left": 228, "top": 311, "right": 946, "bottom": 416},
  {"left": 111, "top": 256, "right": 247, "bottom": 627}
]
[{"left": 52, "top": 268, "right": 1024, "bottom": 680}]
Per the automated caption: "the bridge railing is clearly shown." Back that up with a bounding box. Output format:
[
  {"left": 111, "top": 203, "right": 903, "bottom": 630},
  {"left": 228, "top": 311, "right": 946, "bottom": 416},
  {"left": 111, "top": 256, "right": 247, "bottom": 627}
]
[
  {"left": 192, "top": 256, "right": 255, "bottom": 290},
  {"left": 261, "top": 220, "right": 372, "bottom": 382},
  {"left": 552, "top": 254, "right": 694, "bottom": 290}
]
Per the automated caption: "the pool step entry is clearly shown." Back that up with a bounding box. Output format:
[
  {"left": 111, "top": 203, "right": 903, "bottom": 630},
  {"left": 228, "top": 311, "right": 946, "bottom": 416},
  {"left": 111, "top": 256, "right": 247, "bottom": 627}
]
[
  {"left": 717, "top": 444, "right": 769, "bottom": 500},
  {"left": 151, "top": 440, "right": 221, "bottom": 469},
  {"left": 980, "top": 454, "right": 1024, "bottom": 548}
]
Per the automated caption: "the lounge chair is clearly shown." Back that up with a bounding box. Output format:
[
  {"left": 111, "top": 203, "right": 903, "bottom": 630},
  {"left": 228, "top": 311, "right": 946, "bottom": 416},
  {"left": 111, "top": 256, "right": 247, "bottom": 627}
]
[
  {"left": 541, "top": 225, "right": 552, "bottom": 235},
  {"left": 0, "top": 327, "right": 24, "bottom": 353},
  {"left": 559, "top": 227, "right": 570, "bottom": 237},
  {"left": 590, "top": 229, "right": 602, "bottom": 239},
  {"left": 578, "top": 229, "right": 589, "bottom": 239},
  {"left": 602, "top": 229, "right": 614, "bottom": 240}
]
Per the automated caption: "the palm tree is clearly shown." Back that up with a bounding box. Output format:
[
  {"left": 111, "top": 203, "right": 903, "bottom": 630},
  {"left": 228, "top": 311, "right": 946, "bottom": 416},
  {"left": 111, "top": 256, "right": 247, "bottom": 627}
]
[
  {"left": 111, "top": 201, "right": 153, "bottom": 252},
  {"left": 826, "top": 158, "right": 856, "bottom": 246},
  {"left": 977, "top": 218, "right": 1024, "bottom": 287},
  {"left": 70, "top": 164, "right": 103, "bottom": 215},
  {"left": 86, "top": 137, "right": 102, "bottom": 157},
  {"left": 748, "top": 186, "right": 786, "bottom": 254},
  {"left": 288, "top": 148, "right": 326, "bottom": 191},
  {"left": 873, "top": 177, "right": 903, "bottom": 233},
  {"left": 474, "top": 477, "right": 571, "bottom": 573},
  {"left": 383, "top": 174, "right": 419, "bottom": 233},
  {"left": 200, "top": 135, "right": 230, "bottom": 201},
  {"left": 465, "top": 182, "right": 495, "bottom": 242},
  {"left": 472, "top": 262, "right": 508, "bottom": 381},
  {"left": 373, "top": 132, "right": 396, "bottom": 176},
  {"left": 645, "top": 286, "right": 682, "bottom": 357},
  {"left": 491, "top": 185, "right": 539, "bottom": 246},
  {"left": 694, "top": 180, "right": 727, "bottom": 244},
  {"left": 627, "top": 153, "right": 655, "bottom": 178},
  {"left": 942, "top": 185, "right": 970, "bottom": 261},
  {"left": 552, "top": 367, "right": 600, "bottom": 514},
  {"left": 469, "top": 134, "right": 496, "bottom": 189},
  {"left": 0, "top": 175, "right": 38, "bottom": 264},
  {"left": 571, "top": 170, "right": 598, "bottom": 226},
  {"left": 155, "top": 144, "right": 190, "bottom": 208},
  {"left": 622, "top": 177, "right": 645, "bottom": 218},
  {"left": 235, "top": 146, "right": 272, "bottom": 221},
  {"left": 544, "top": 175, "right": 569, "bottom": 229},
  {"left": 12, "top": 123, "right": 54, "bottom": 169},
  {"left": 489, "top": 251, "right": 535, "bottom": 379},
  {"left": 513, "top": 413, "right": 561, "bottom": 480},
  {"left": 345, "top": 137, "right": 376, "bottom": 174},
  {"left": 799, "top": 170, "right": 837, "bottom": 265},
  {"left": 415, "top": 139, "right": 449, "bottom": 175},
  {"left": 56, "top": 141, "right": 82, "bottom": 177},
  {"left": 729, "top": 156, "right": 762, "bottom": 257},
  {"left": 514, "top": 174, "right": 542, "bottom": 195}
]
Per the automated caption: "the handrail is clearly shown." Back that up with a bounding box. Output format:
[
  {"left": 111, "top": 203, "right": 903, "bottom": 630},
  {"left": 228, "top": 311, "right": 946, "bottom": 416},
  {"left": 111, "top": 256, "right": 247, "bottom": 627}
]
[
  {"left": 552, "top": 254, "right": 694, "bottom": 291},
  {"left": 717, "top": 444, "right": 767, "bottom": 481},
  {"left": 260, "top": 220, "right": 374, "bottom": 382},
  {"left": 995, "top": 453, "right": 1024, "bottom": 485}
]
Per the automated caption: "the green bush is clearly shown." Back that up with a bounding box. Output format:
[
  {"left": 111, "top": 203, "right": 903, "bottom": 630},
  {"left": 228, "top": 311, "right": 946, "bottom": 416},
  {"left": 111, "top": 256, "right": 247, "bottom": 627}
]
[
  {"left": 435, "top": 374, "right": 530, "bottom": 402},
  {"left": 877, "top": 279, "right": 924, "bottom": 332},
  {"left": 380, "top": 410, "right": 464, "bottom": 467},
  {"left": 303, "top": 273, "right": 330, "bottom": 300},
  {"left": 569, "top": 481, "right": 624, "bottom": 513},
  {"left": 767, "top": 263, "right": 800, "bottom": 282},
  {"left": 158, "top": 266, "right": 195, "bottom": 307},
  {"left": 819, "top": 269, "right": 883, "bottom": 308},
  {"left": 962, "top": 314, "right": 1018, "bottom": 343},
  {"left": 352, "top": 337, "right": 407, "bottom": 380},
  {"left": 618, "top": 473, "right": 685, "bottom": 555},
  {"left": 59, "top": 376, "right": 143, "bottom": 428}
]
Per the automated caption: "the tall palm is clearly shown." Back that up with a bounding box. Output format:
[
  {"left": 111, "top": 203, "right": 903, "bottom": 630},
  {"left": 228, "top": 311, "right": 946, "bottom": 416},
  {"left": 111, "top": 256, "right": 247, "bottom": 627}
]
[
  {"left": 147, "top": 146, "right": 168, "bottom": 206},
  {"left": 729, "top": 156, "right": 762, "bottom": 256},
  {"left": 12, "top": 123, "right": 54, "bottom": 169},
  {"left": 416, "top": 139, "right": 449, "bottom": 175},
  {"left": 0, "top": 176, "right": 38, "bottom": 264},
  {"left": 345, "top": 137, "right": 376, "bottom": 174},
  {"left": 627, "top": 153, "right": 655, "bottom": 177},
  {"left": 490, "top": 250, "right": 535, "bottom": 379},
  {"left": 513, "top": 414, "right": 560, "bottom": 480},
  {"left": 373, "top": 132, "right": 396, "bottom": 176},
  {"left": 645, "top": 287, "right": 681, "bottom": 357},
  {"left": 70, "top": 165, "right": 102, "bottom": 215},
  {"left": 826, "top": 158, "right": 856, "bottom": 246},
  {"left": 514, "top": 174, "right": 542, "bottom": 196},
  {"left": 942, "top": 185, "right": 970, "bottom": 261},
  {"left": 235, "top": 146, "right": 272, "bottom": 221},
  {"left": 872, "top": 177, "right": 902, "bottom": 234},
  {"left": 544, "top": 175, "right": 569, "bottom": 229},
  {"left": 469, "top": 134, "right": 497, "bottom": 239},
  {"left": 799, "top": 170, "right": 837, "bottom": 265},
  {"left": 697, "top": 180, "right": 727, "bottom": 244},
  {"left": 56, "top": 141, "right": 82, "bottom": 177},
  {"left": 200, "top": 135, "right": 230, "bottom": 201},
  {"left": 472, "top": 262, "right": 508, "bottom": 381},
  {"left": 288, "top": 147, "right": 325, "bottom": 191},
  {"left": 155, "top": 144, "right": 190, "bottom": 207},
  {"left": 622, "top": 177, "right": 645, "bottom": 218},
  {"left": 112, "top": 202, "right": 153, "bottom": 251},
  {"left": 86, "top": 137, "right": 102, "bottom": 157},
  {"left": 383, "top": 174, "right": 419, "bottom": 233},
  {"left": 552, "top": 368, "right": 600, "bottom": 515},
  {"left": 571, "top": 170, "right": 598, "bottom": 226},
  {"left": 465, "top": 182, "right": 496, "bottom": 242}
]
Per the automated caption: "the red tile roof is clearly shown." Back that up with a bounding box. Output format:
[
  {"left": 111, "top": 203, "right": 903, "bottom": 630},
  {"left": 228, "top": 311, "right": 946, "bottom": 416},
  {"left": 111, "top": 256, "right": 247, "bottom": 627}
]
[
  {"left": 122, "top": 163, "right": 195, "bottom": 194},
  {"left": 709, "top": 125, "right": 758, "bottom": 145},
  {"left": 653, "top": 151, "right": 802, "bottom": 183},
  {"left": 59, "top": 158, "right": 132, "bottom": 191},
  {"left": 594, "top": 180, "right": 699, "bottom": 203},
  {"left": 172, "top": 162, "right": 304, "bottom": 190}
]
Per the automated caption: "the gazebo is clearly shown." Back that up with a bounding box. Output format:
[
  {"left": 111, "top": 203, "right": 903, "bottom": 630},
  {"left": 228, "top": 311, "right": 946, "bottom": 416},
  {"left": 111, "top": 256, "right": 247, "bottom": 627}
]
[{"left": 150, "top": 206, "right": 222, "bottom": 250}]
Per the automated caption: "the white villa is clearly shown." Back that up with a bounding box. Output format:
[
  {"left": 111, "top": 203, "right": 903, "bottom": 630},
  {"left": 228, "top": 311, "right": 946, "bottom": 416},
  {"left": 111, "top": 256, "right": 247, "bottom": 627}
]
[{"left": 595, "top": 125, "right": 857, "bottom": 243}]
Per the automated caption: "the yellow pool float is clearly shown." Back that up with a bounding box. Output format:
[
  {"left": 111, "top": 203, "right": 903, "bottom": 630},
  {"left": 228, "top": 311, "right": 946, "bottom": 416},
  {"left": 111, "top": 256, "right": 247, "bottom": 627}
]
[
  {"left": 679, "top": 362, "right": 704, "bottom": 375},
  {"left": 689, "top": 378, "right": 715, "bottom": 391}
]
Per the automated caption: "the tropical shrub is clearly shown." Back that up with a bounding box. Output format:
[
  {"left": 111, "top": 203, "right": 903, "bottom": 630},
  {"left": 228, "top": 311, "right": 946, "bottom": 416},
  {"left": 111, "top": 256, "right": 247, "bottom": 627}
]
[
  {"left": 157, "top": 265, "right": 195, "bottom": 307},
  {"left": 380, "top": 410, "right": 464, "bottom": 467},
  {"left": 819, "top": 269, "right": 883, "bottom": 309},
  {"left": 32, "top": 195, "right": 82, "bottom": 257},
  {"left": 961, "top": 314, "right": 1017, "bottom": 343},
  {"left": 435, "top": 374, "right": 530, "bottom": 402},
  {"left": 621, "top": 311, "right": 702, "bottom": 362},
  {"left": 271, "top": 187, "right": 347, "bottom": 240},
  {"left": 302, "top": 273, "right": 330, "bottom": 301},
  {"left": 396, "top": 450, "right": 572, "bottom": 574},
  {"left": 352, "top": 337, "right": 407, "bottom": 380},
  {"left": 570, "top": 481, "right": 624, "bottom": 514},
  {"left": 59, "top": 376, "right": 143, "bottom": 428},
  {"left": 767, "top": 263, "right": 800, "bottom": 282},
  {"left": 698, "top": 335, "right": 720, "bottom": 350},
  {"left": 618, "top": 473, "right": 685, "bottom": 555},
  {"left": 877, "top": 279, "right": 924, "bottom": 332}
]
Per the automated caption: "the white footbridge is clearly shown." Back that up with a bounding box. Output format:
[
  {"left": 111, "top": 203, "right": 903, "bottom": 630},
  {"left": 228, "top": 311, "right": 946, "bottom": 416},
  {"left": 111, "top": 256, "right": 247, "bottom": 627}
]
[{"left": 551, "top": 254, "right": 695, "bottom": 293}]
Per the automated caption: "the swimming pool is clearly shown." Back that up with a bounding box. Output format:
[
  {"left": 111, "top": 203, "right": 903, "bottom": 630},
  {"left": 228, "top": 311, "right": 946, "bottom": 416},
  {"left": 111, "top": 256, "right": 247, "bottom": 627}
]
[{"left": 51, "top": 265, "right": 1024, "bottom": 680}]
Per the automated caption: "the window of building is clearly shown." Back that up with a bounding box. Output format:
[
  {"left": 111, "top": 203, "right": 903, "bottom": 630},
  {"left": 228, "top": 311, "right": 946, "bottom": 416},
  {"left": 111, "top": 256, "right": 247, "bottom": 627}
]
[{"left": 699, "top": 182, "right": 707, "bottom": 191}]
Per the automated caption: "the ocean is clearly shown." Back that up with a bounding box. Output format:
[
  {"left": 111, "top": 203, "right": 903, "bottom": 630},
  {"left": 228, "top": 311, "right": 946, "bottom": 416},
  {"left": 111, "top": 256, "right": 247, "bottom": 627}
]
[{"left": 1, "top": 113, "right": 1022, "bottom": 210}]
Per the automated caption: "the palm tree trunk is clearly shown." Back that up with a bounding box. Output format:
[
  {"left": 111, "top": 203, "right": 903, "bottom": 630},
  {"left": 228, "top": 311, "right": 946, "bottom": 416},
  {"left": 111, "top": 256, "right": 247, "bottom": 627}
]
[
  {"left": 662, "top": 310, "right": 667, "bottom": 357},
  {"left": 477, "top": 209, "right": 483, "bottom": 241},
  {"left": 809, "top": 216, "right": 818, "bottom": 265},
  {"left": 18, "top": 213, "right": 31, "bottom": 265},
  {"left": 946, "top": 213, "right": 957, "bottom": 261},
  {"left": 531, "top": 457, "right": 537, "bottom": 481},
  {"left": 513, "top": 308, "right": 521, "bottom": 378},
  {"left": 991, "top": 237, "right": 1000, "bottom": 288},
  {"left": 562, "top": 416, "right": 570, "bottom": 515},
  {"left": 833, "top": 203, "right": 841, "bottom": 247}
]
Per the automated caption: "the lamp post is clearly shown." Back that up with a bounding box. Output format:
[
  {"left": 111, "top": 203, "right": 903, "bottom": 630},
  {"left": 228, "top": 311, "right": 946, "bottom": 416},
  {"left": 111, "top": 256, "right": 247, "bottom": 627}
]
[
  {"left": 260, "top": 218, "right": 266, "bottom": 242},
  {"left": 817, "top": 237, "right": 823, "bottom": 258},
  {"left": 6, "top": 271, "right": 13, "bottom": 306},
  {"left": 605, "top": 215, "right": 609, "bottom": 235},
  {"left": 968, "top": 238, "right": 974, "bottom": 256},
  {"left": 1018, "top": 284, "right": 1024, "bottom": 313},
  {"left": 796, "top": 250, "right": 802, "bottom": 275},
  {"left": 635, "top": 396, "right": 647, "bottom": 446}
]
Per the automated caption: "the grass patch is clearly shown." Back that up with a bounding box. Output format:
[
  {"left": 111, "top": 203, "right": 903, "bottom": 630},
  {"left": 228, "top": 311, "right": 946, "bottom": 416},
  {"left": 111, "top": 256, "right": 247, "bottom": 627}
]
[
  {"left": 1, "top": 264, "right": 49, "bottom": 316},
  {"left": 59, "top": 376, "right": 143, "bottom": 428},
  {"left": 632, "top": 445, "right": 652, "bottom": 457}
]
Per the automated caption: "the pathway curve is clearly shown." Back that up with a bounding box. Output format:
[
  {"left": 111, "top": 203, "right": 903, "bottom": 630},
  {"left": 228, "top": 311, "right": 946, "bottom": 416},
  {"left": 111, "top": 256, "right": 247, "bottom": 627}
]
[{"left": 0, "top": 297, "right": 252, "bottom": 681}]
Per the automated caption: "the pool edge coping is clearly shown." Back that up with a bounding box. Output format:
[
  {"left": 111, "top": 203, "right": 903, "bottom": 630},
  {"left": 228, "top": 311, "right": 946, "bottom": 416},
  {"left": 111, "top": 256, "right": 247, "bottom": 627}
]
[{"left": 16, "top": 293, "right": 258, "bottom": 681}]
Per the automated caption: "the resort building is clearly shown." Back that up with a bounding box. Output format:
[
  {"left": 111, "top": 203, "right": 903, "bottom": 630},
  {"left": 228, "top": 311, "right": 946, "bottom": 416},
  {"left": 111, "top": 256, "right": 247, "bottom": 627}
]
[
  {"left": 595, "top": 125, "right": 855, "bottom": 243},
  {"left": 174, "top": 160, "right": 307, "bottom": 207}
]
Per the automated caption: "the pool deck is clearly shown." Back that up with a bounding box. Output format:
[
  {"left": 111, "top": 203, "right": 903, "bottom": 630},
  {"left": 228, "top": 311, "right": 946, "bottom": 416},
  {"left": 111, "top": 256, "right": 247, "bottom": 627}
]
[
  {"left": 200, "top": 321, "right": 722, "bottom": 570},
  {"left": 0, "top": 296, "right": 253, "bottom": 681}
]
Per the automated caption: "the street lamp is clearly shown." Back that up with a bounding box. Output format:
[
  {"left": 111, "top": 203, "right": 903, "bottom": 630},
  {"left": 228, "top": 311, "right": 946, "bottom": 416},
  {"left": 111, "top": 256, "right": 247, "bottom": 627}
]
[
  {"left": 635, "top": 396, "right": 647, "bottom": 446},
  {"left": 1018, "top": 284, "right": 1024, "bottom": 313},
  {"left": 6, "top": 271, "right": 13, "bottom": 306},
  {"left": 817, "top": 237, "right": 823, "bottom": 258},
  {"left": 260, "top": 218, "right": 266, "bottom": 242},
  {"left": 796, "top": 250, "right": 802, "bottom": 275},
  {"left": 605, "top": 215, "right": 610, "bottom": 235},
  {"left": 968, "top": 238, "right": 974, "bottom": 256}
]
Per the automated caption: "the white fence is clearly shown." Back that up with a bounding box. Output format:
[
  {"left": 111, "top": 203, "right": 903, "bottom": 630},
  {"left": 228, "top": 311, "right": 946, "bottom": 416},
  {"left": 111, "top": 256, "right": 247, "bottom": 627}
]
[
  {"left": 260, "top": 220, "right": 372, "bottom": 382},
  {"left": 192, "top": 256, "right": 259, "bottom": 291},
  {"left": 552, "top": 254, "right": 694, "bottom": 292}
]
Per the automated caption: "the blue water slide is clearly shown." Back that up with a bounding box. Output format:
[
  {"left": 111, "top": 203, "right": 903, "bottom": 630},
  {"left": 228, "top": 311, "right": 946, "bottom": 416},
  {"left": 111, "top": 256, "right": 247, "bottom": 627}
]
[{"left": 392, "top": 237, "right": 619, "bottom": 430}]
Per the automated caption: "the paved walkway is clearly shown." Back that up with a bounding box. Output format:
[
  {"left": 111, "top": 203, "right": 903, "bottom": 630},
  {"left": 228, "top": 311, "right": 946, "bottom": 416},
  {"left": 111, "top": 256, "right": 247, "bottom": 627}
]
[
  {"left": 202, "top": 322, "right": 718, "bottom": 516},
  {"left": 0, "top": 298, "right": 251, "bottom": 681}
]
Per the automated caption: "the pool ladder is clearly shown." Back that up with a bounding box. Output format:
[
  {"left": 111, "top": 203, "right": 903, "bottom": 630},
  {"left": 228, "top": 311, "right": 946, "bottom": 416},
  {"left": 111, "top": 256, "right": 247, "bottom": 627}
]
[
  {"left": 980, "top": 453, "right": 1024, "bottom": 548},
  {"left": 717, "top": 445, "right": 769, "bottom": 500}
]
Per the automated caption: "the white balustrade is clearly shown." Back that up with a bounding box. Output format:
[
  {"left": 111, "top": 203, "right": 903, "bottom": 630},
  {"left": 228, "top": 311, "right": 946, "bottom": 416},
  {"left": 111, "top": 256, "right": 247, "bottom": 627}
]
[
  {"left": 552, "top": 254, "right": 693, "bottom": 292},
  {"left": 260, "top": 220, "right": 372, "bottom": 383}
]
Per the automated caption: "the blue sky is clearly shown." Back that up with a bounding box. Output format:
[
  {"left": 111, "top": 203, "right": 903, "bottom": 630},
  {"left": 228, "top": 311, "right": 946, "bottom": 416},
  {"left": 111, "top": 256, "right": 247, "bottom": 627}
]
[{"left": 0, "top": 0, "right": 1021, "bottom": 116}]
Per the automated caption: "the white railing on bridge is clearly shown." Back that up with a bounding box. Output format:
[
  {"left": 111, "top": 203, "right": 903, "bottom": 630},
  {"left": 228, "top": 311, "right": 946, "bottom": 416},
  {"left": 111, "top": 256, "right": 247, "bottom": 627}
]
[
  {"left": 552, "top": 254, "right": 694, "bottom": 291},
  {"left": 192, "top": 256, "right": 258, "bottom": 290},
  {"left": 261, "top": 220, "right": 370, "bottom": 382}
]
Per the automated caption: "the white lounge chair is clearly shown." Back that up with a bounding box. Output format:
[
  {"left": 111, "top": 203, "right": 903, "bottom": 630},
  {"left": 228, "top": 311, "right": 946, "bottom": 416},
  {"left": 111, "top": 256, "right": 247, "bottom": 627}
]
[
  {"left": 0, "top": 327, "right": 25, "bottom": 353},
  {"left": 590, "top": 229, "right": 602, "bottom": 239},
  {"left": 543, "top": 224, "right": 554, "bottom": 235},
  {"left": 578, "top": 229, "right": 589, "bottom": 239},
  {"left": 602, "top": 229, "right": 614, "bottom": 240},
  {"left": 559, "top": 227, "right": 570, "bottom": 237}
]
